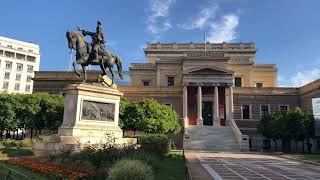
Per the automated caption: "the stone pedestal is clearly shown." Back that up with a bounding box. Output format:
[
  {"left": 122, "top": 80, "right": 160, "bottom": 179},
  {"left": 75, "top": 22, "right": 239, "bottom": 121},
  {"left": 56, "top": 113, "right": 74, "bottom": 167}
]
[{"left": 32, "top": 83, "right": 135, "bottom": 156}]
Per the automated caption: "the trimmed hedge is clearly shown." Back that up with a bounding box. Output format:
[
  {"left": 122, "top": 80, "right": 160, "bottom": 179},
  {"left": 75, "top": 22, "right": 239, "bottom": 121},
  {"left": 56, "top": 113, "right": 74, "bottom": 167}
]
[
  {"left": 138, "top": 134, "right": 171, "bottom": 154},
  {"left": 108, "top": 159, "right": 153, "bottom": 180}
]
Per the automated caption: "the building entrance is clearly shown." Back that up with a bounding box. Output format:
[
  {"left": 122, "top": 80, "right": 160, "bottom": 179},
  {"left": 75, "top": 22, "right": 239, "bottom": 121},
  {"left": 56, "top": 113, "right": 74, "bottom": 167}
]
[{"left": 202, "top": 101, "right": 213, "bottom": 126}]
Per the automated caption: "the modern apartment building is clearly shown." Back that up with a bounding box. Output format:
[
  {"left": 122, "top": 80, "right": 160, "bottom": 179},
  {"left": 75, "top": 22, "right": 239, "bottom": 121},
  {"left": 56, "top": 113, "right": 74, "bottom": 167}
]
[{"left": 0, "top": 36, "right": 40, "bottom": 94}]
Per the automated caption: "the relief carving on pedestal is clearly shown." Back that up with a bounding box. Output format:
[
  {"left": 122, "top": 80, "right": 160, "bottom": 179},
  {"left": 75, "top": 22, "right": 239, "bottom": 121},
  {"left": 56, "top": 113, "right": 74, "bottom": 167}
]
[{"left": 81, "top": 100, "right": 115, "bottom": 121}]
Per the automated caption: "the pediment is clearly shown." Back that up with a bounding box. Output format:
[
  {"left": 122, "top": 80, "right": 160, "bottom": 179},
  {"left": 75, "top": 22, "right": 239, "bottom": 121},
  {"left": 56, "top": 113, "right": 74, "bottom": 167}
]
[{"left": 183, "top": 65, "right": 234, "bottom": 75}]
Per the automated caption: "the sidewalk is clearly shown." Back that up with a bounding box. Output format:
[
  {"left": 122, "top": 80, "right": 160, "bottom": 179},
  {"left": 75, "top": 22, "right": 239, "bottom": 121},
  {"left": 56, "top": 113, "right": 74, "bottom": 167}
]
[{"left": 185, "top": 151, "right": 213, "bottom": 180}]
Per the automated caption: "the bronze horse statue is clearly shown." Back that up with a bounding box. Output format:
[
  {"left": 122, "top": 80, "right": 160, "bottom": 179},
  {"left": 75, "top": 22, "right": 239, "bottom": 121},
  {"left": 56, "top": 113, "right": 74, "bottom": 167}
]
[{"left": 66, "top": 31, "right": 123, "bottom": 84}]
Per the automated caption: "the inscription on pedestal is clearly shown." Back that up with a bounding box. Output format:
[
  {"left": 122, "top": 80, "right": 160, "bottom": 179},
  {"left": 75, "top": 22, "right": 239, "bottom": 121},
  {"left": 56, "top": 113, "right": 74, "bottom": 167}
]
[{"left": 81, "top": 100, "right": 115, "bottom": 121}]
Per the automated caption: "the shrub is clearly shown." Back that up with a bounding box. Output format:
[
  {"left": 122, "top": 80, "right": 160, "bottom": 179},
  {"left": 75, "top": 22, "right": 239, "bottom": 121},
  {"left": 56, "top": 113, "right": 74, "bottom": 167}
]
[
  {"left": 108, "top": 159, "right": 153, "bottom": 180},
  {"left": 120, "top": 98, "right": 181, "bottom": 135},
  {"left": 1, "top": 138, "right": 33, "bottom": 149},
  {"left": 139, "top": 134, "right": 171, "bottom": 154}
]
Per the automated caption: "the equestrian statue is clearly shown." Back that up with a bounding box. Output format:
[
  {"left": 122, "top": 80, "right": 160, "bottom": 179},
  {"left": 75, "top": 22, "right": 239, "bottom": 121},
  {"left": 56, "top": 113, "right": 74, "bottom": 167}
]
[{"left": 66, "top": 20, "right": 123, "bottom": 86}]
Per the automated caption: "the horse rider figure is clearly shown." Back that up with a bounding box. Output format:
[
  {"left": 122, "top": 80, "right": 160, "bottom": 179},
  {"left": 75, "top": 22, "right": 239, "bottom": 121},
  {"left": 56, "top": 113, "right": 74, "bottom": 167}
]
[{"left": 78, "top": 20, "right": 108, "bottom": 64}]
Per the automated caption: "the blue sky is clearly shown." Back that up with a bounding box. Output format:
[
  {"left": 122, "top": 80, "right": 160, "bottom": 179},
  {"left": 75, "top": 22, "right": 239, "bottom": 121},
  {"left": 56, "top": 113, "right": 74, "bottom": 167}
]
[{"left": 1, "top": 0, "right": 320, "bottom": 87}]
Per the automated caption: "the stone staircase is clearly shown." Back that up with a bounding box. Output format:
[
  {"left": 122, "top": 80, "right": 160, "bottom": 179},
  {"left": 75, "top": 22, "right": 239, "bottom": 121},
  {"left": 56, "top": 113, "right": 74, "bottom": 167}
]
[{"left": 184, "top": 125, "right": 241, "bottom": 151}]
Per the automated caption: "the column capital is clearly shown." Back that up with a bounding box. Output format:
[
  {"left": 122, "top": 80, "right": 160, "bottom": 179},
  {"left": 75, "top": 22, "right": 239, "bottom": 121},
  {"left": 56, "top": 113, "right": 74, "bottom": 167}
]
[
  {"left": 182, "top": 82, "right": 189, "bottom": 87},
  {"left": 197, "top": 82, "right": 203, "bottom": 86}
]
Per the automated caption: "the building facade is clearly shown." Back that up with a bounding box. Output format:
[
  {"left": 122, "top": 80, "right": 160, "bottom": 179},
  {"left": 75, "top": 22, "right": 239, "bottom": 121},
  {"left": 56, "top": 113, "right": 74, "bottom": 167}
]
[
  {"left": 32, "top": 42, "right": 320, "bottom": 150},
  {"left": 0, "top": 36, "right": 40, "bottom": 94}
]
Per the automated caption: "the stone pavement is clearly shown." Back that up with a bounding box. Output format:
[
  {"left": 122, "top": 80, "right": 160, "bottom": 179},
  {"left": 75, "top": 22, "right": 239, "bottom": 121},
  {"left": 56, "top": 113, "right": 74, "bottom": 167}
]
[{"left": 185, "top": 151, "right": 320, "bottom": 180}]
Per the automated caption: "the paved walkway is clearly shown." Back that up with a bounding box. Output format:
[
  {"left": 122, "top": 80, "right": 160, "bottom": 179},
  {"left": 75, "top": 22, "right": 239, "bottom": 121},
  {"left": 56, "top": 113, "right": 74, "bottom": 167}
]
[{"left": 185, "top": 151, "right": 320, "bottom": 180}]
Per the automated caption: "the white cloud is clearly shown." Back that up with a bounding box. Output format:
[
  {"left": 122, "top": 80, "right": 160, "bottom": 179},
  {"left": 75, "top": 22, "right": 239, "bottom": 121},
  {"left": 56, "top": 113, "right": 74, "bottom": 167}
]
[
  {"left": 290, "top": 68, "right": 320, "bottom": 87},
  {"left": 178, "top": 2, "right": 240, "bottom": 43},
  {"left": 279, "top": 61, "right": 320, "bottom": 87},
  {"left": 146, "top": 0, "right": 175, "bottom": 36},
  {"left": 179, "top": 5, "right": 218, "bottom": 30},
  {"left": 206, "top": 14, "right": 239, "bottom": 43}
]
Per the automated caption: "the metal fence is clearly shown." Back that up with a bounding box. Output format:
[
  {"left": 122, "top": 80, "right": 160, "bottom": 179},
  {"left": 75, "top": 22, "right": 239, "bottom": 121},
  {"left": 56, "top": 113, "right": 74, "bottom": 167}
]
[{"left": 0, "top": 163, "right": 33, "bottom": 180}]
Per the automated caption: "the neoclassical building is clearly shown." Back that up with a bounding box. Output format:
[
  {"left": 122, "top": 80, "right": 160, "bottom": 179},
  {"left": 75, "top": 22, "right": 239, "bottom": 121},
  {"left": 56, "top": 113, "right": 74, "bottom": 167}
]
[{"left": 33, "top": 42, "right": 320, "bottom": 151}]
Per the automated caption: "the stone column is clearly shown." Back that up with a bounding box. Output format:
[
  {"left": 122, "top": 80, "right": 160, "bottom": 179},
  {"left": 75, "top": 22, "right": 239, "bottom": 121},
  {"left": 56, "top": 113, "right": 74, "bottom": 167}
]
[
  {"left": 183, "top": 84, "right": 188, "bottom": 128},
  {"left": 225, "top": 86, "right": 230, "bottom": 124},
  {"left": 229, "top": 85, "right": 234, "bottom": 119},
  {"left": 197, "top": 84, "right": 203, "bottom": 125},
  {"left": 214, "top": 85, "right": 220, "bottom": 126}
]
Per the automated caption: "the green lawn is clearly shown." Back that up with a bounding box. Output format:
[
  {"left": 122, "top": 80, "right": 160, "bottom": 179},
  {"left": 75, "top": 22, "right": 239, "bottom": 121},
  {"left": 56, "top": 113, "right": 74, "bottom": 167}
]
[
  {"left": 286, "top": 154, "right": 320, "bottom": 163},
  {"left": 154, "top": 150, "right": 186, "bottom": 180}
]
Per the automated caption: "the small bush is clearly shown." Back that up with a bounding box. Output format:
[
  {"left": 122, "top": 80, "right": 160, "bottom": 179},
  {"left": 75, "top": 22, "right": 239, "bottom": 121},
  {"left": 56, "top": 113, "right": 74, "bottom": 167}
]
[
  {"left": 108, "top": 159, "right": 153, "bottom": 180},
  {"left": 1, "top": 139, "right": 33, "bottom": 149},
  {"left": 2, "top": 139, "right": 17, "bottom": 148},
  {"left": 138, "top": 134, "right": 171, "bottom": 154}
]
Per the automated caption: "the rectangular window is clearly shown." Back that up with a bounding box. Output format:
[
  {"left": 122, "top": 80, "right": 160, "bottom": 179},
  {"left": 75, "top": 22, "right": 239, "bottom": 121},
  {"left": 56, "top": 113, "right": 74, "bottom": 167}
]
[
  {"left": 3, "top": 82, "right": 9, "bottom": 89},
  {"left": 280, "top": 105, "right": 289, "bottom": 112},
  {"left": 27, "top": 65, "right": 33, "bottom": 72},
  {"left": 5, "top": 51, "right": 14, "bottom": 58},
  {"left": 16, "top": 63, "right": 23, "bottom": 71},
  {"left": 25, "top": 85, "right": 31, "bottom": 92},
  {"left": 16, "top": 53, "right": 26, "bottom": 60},
  {"left": 142, "top": 80, "right": 150, "bottom": 86},
  {"left": 14, "top": 83, "right": 20, "bottom": 91},
  {"left": 15, "top": 73, "right": 21, "bottom": 81},
  {"left": 28, "top": 49, "right": 33, "bottom": 53},
  {"left": 235, "top": 77, "right": 242, "bottom": 87},
  {"left": 242, "top": 105, "right": 250, "bottom": 119},
  {"left": 0, "top": 50, "right": 3, "bottom": 55},
  {"left": 27, "top": 75, "right": 32, "bottom": 82},
  {"left": 5, "top": 61, "right": 12, "bottom": 69},
  {"left": 4, "top": 72, "right": 10, "bottom": 80},
  {"left": 27, "top": 56, "right": 36, "bottom": 62},
  {"left": 18, "top": 47, "right": 23, "bottom": 50},
  {"left": 256, "top": 83, "right": 263, "bottom": 88},
  {"left": 260, "top": 105, "right": 269, "bottom": 118},
  {"left": 7, "top": 45, "right": 13, "bottom": 48},
  {"left": 167, "top": 76, "right": 175, "bottom": 86}
]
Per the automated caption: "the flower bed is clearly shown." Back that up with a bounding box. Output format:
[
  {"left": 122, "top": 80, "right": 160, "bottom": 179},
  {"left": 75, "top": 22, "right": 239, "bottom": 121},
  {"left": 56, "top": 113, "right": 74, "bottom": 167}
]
[{"left": 5, "top": 158, "right": 90, "bottom": 179}]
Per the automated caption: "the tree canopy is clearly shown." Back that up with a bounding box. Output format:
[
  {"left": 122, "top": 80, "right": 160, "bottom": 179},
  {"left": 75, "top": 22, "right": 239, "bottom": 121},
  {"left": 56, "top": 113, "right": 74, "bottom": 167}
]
[
  {"left": 257, "top": 107, "right": 315, "bottom": 153},
  {"left": 0, "top": 93, "right": 64, "bottom": 139},
  {"left": 119, "top": 98, "right": 181, "bottom": 135}
]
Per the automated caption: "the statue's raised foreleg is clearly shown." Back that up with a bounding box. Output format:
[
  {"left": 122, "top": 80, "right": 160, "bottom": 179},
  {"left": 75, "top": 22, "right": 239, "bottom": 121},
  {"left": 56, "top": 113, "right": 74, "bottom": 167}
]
[
  {"left": 115, "top": 56, "right": 123, "bottom": 79},
  {"left": 81, "top": 64, "right": 87, "bottom": 82},
  {"left": 99, "top": 60, "right": 107, "bottom": 76},
  {"left": 73, "top": 62, "right": 81, "bottom": 77}
]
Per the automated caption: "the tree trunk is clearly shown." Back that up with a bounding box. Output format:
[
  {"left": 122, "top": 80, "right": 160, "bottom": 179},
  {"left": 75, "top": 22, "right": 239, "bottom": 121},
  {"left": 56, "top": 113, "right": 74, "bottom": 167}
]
[
  {"left": 0, "top": 129, "right": 3, "bottom": 140},
  {"left": 307, "top": 138, "right": 312, "bottom": 154},
  {"left": 39, "top": 129, "right": 42, "bottom": 135},
  {"left": 274, "top": 139, "right": 277, "bottom": 151},
  {"left": 302, "top": 139, "right": 305, "bottom": 153},
  {"left": 30, "top": 128, "right": 33, "bottom": 139},
  {"left": 295, "top": 140, "right": 298, "bottom": 153},
  {"left": 24, "top": 127, "right": 27, "bottom": 138}
]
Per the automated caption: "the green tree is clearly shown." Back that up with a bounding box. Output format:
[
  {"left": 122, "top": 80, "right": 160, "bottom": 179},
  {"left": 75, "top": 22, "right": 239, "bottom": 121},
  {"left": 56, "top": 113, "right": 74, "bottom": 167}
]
[
  {"left": 35, "top": 93, "right": 64, "bottom": 133},
  {"left": 0, "top": 94, "right": 15, "bottom": 139},
  {"left": 119, "top": 98, "right": 181, "bottom": 135},
  {"left": 138, "top": 99, "right": 181, "bottom": 134},
  {"left": 120, "top": 101, "right": 145, "bottom": 135}
]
